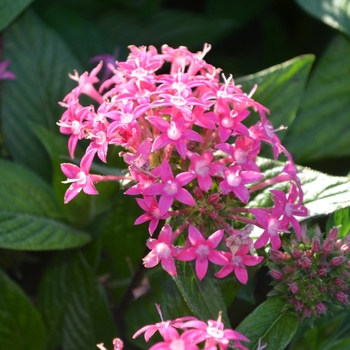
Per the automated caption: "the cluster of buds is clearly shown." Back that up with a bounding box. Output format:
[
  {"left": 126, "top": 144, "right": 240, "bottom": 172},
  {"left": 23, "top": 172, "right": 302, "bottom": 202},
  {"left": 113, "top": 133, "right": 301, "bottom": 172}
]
[
  {"left": 268, "top": 225, "right": 350, "bottom": 319},
  {"left": 58, "top": 43, "right": 307, "bottom": 283}
]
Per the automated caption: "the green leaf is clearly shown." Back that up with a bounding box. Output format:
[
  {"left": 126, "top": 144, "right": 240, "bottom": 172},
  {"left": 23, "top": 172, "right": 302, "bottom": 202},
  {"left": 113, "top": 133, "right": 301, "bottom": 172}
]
[
  {"left": 173, "top": 262, "right": 230, "bottom": 326},
  {"left": 0, "top": 269, "right": 46, "bottom": 350},
  {"left": 249, "top": 158, "right": 350, "bottom": 218},
  {"left": 236, "top": 55, "right": 315, "bottom": 144},
  {"left": 326, "top": 206, "right": 350, "bottom": 238},
  {"left": 284, "top": 34, "right": 350, "bottom": 162},
  {"left": 0, "top": 0, "right": 33, "bottom": 31},
  {"left": 295, "top": 0, "right": 350, "bottom": 37},
  {"left": 98, "top": 9, "right": 236, "bottom": 49},
  {"left": 236, "top": 297, "right": 299, "bottom": 350},
  {"left": 1, "top": 9, "right": 82, "bottom": 180},
  {"left": 37, "top": 251, "right": 117, "bottom": 350},
  {"left": 0, "top": 159, "right": 90, "bottom": 250}
]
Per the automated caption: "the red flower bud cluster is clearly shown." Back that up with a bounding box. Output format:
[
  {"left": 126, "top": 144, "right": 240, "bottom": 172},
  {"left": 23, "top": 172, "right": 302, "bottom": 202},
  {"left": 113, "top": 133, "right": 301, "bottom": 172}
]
[{"left": 268, "top": 226, "right": 350, "bottom": 320}]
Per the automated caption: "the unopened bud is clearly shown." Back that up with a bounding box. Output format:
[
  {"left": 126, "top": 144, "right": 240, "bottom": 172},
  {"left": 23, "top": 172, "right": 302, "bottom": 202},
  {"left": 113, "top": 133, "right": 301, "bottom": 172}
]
[
  {"left": 328, "top": 227, "right": 339, "bottom": 241},
  {"left": 270, "top": 250, "right": 287, "bottom": 262},
  {"left": 316, "top": 302, "right": 327, "bottom": 315},
  {"left": 283, "top": 266, "right": 295, "bottom": 274},
  {"left": 208, "top": 193, "right": 220, "bottom": 204},
  {"left": 322, "top": 238, "right": 333, "bottom": 256},
  {"left": 333, "top": 277, "right": 344, "bottom": 286},
  {"left": 294, "top": 300, "right": 303, "bottom": 311},
  {"left": 312, "top": 237, "right": 321, "bottom": 252},
  {"left": 318, "top": 267, "right": 328, "bottom": 276},
  {"left": 334, "top": 291, "right": 349, "bottom": 305},
  {"left": 300, "top": 257, "right": 311, "bottom": 270},
  {"left": 304, "top": 307, "right": 312, "bottom": 318},
  {"left": 292, "top": 249, "right": 302, "bottom": 259},
  {"left": 209, "top": 210, "right": 218, "bottom": 219},
  {"left": 288, "top": 283, "right": 299, "bottom": 294},
  {"left": 194, "top": 187, "right": 204, "bottom": 199},
  {"left": 270, "top": 269, "right": 284, "bottom": 280},
  {"left": 330, "top": 256, "right": 344, "bottom": 268}
]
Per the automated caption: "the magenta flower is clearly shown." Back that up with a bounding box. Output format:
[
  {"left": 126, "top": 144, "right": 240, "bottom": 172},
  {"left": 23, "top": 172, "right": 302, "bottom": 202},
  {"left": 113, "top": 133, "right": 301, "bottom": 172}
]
[
  {"left": 220, "top": 165, "right": 263, "bottom": 203},
  {"left": 149, "top": 329, "right": 200, "bottom": 350},
  {"left": 143, "top": 224, "right": 177, "bottom": 276},
  {"left": 251, "top": 208, "right": 288, "bottom": 250},
  {"left": 215, "top": 246, "right": 264, "bottom": 284},
  {"left": 181, "top": 316, "right": 249, "bottom": 350},
  {"left": 188, "top": 151, "right": 225, "bottom": 192},
  {"left": 176, "top": 225, "right": 228, "bottom": 280},
  {"left": 270, "top": 184, "right": 308, "bottom": 239},
  {"left": 61, "top": 149, "right": 98, "bottom": 203},
  {"left": 147, "top": 114, "right": 203, "bottom": 159},
  {"left": 144, "top": 159, "right": 196, "bottom": 213},
  {"left": 134, "top": 196, "right": 170, "bottom": 235}
]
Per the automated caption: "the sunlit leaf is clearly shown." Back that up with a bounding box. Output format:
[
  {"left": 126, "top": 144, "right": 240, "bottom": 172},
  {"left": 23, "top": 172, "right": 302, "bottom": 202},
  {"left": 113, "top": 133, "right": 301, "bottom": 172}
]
[
  {"left": 295, "top": 0, "right": 350, "bottom": 37},
  {"left": 236, "top": 297, "right": 299, "bottom": 350}
]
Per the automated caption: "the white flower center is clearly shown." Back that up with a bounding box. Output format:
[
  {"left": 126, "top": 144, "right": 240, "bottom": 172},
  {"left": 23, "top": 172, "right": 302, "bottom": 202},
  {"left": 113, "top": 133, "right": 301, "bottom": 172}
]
[
  {"left": 226, "top": 172, "right": 241, "bottom": 187},
  {"left": 234, "top": 148, "right": 247, "bottom": 164},
  {"left": 156, "top": 243, "right": 171, "bottom": 258},
  {"left": 195, "top": 159, "right": 209, "bottom": 176},
  {"left": 196, "top": 244, "right": 210, "bottom": 257},
  {"left": 170, "top": 339, "right": 185, "bottom": 350},
  {"left": 167, "top": 121, "right": 182, "bottom": 140},
  {"left": 164, "top": 180, "right": 178, "bottom": 195}
]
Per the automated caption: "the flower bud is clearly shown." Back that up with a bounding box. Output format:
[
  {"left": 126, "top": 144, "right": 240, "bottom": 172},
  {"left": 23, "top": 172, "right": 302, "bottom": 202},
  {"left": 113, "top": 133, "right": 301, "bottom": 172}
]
[
  {"left": 270, "top": 269, "right": 284, "bottom": 280},
  {"left": 316, "top": 302, "right": 327, "bottom": 315},
  {"left": 328, "top": 227, "right": 339, "bottom": 241},
  {"left": 330, "top": 256, "right": 344, "bottom": 268},
  {"left": 304, "top": 307, "right": 312, "bottom": 318},
  {"left": 288, "top": 283, "right": 299, "bottom": 294},
  {"left": 312, "top": 237, "right": 321, "bottom": 252},
  {"left": 322, "top": 238, "right": 333, "bottom": 256},
  {"left": 207, "top": 193, "right": 220, "bottom": 204},
  {"left": 300, "top": 257, "right": 311, "bottom": 270},
  {"left": 334, "top": 291, "right": 349, "bottom": 305},
  {"left": 292, "top": 249, "right": 302, "bottom": 259},
  {"left": 194, "top": 187, "right": 204, "bottom": 199},
  {"left": 270, "top": 250, "right": 287, "bottom": 262}
]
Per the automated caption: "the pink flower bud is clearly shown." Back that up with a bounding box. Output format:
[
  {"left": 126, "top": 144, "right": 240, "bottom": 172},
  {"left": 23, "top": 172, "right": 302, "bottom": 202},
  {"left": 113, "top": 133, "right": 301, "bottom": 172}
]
[
  {"left": 292, "top": 249, "right": 302, "bottom": 259},
  {"left": 341, "top": 243, "right": 350, "bottom": 253},
  {"left": 289, "top": 283, "right": 299, "bottom": 294},
  {"left": 194, "top": 187, "right": 204, "bottom": 199},
  {"left": 335, "top": 239, "right": 343, "bottom": 249},
  {"left": 294, "top": 300, "right": 303, "bottom": 311},
  {"left": 270, "top": 250, "right": 288, "bottom": 262},
  {"left": 330, "top": 256, "right": 344, "bottom": 268},
  {"left": 270, "top": 269, "right": 284, "bottom": 280},
  {"left": 209, "top": 210, "right": 218, "bottom": 219},
  {"left": 334, "top": 277, "right": 344, "bottom": 286},
  {"left": 283, "top": 266, "right": 295, "bottom": 274},
  {"left": 304, "top": 307, "right": 312, "bottom": 318},
  {"left": 300, "top": 257, "right": 311, "bottom": 270},
  {"left": 207, "top": 193, "right": 220, "bottom": 204},
  {"left": 334, "top": 291, "right": 349, "bottom": 305},
  {"left": 113, "top": 338, "right": 124, "bottom": 350},
  {"left": 328, "top": 227, "right": 339, "bottom": 240},
  {"left": 312, "top": 237, "right": 321, "bottom": 252},
  {"left": 319, "top": 285, "right": 327, "bottom": 293},
  {"left": 322, "top": 239, "right": 333, "bottom": 256},
  {"left": 213, "top": 203, "right": 223, "bottom": 210},
  {"left": 318, "top": 267, "right": 328, "bottom": 276},
  {"left": 316, "top": 302, "right": 327, "bottom": 315}
]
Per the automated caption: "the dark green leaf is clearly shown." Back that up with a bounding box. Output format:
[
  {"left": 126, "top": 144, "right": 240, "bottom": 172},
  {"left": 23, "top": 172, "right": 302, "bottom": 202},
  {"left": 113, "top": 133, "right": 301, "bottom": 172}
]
[
  {"left": 173, "top": 262, "right": 230, "bottom": 326},
  {"left": 0, "top": 159, "right": 90, "bottom": 250},
  {"left": 0, "top": 269, "right": 46, "bottom": 350},
  {"left": 37, "top": 251, "right": 117, "bottom": 350},
  {"left": 0, "top": 0, "right": 32, "bottom": 31},
  {"left": 236, "top": 55, "right": 315, "bottom": 144},
  {"left": 284, "top": 34, "right": 350, "bottom": 162},
  {"left": 1, "top": 9, "right": 82, "bottom": 180},
  {"left": 98, "top": 9, "right": 236, "bottom": 49},
  {"left": 295, "top": 0, "right": 350, "bottom": 37},
  {"left": 236, "top": 297, "right": 299, "bottom": 350},
  {"left": 326, "top": 206, "right": 350, "bottom": 238}
]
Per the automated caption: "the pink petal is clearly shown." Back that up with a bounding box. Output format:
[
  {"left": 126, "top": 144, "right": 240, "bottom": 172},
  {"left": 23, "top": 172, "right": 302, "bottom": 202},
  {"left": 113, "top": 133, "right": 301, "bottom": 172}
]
[
  {"left": 176, "top": 248, "right": 197, "bottom": 261},
  {"left": 160, "top": 160, "right": 174, "bottom": 182},
  {"left": 159, "top": 195, "right": 174, "bottom": 213},
  {"left": 176, "top": 172, "right": 196, "bottom": 186},
  {"left": 83, "top": 176, "right": 98, "bottom": 195},
  {"left": 195, "top": 256, "right": 208, "bottom": 280},
  {"left": 175, "top": 188, "right": 195, "bottom": 206},
  {"left": 152, "top": 134, "right": 170, "bottom": 152},
  {"left": 161, "top": 256, "right": 177, "bottom": 276},
  {"left": 198, "top": 175, "right": 212, "bottom": 192},
  {"left": 234, "top": 266, "right": 248, "bottom": 284},
  {"left": 134, "top": 213, "right": 151, "bottom": 225},
  {"left": 242, "top": 255, "right": 264, "bottom": 267},
  {"left": 208, "top": 229, "right": 224, "bottom": 248},
  {"left": 80, "top": 149, "right": 96, "bottom": 173},
  {"left": 208, "top": 251, "right": 229, "bottom": 265},
  {"left": 233, "top": 185, "right": 250, "bottom": 204},
  {"left": 254, "top": 231, "right": 269, "bottom": 249},
  {"left": 64, "top": 183, "right": 82, "bottom": 203},
  {"left": 61, "top": 163, "right": 80, "bottom": 179},
  {"left": 188, "top": 225, "right": 205, "bottom": 246},
  {"left": 215, "top": 265, "right": 234, "bottom": 279}
]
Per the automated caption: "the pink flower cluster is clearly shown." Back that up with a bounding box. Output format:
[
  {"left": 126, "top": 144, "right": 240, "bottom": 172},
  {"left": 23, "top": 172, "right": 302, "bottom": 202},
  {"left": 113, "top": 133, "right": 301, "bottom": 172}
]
[
  {"left": 58, "top": 43, "right": 307, "bottom": 283},
  {"left": 133, "top": 305, "right": 249, "bottom": 350}
]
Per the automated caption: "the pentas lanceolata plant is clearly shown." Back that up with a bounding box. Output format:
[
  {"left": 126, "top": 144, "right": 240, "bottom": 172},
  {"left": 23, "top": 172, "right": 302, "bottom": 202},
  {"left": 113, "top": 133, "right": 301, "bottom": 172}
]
[
  {"left": 58, "top": 43, "right": 308, "bottom": 348},
  {"left": 268, "top": 225, "right": 350, "bottom": 321}
]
